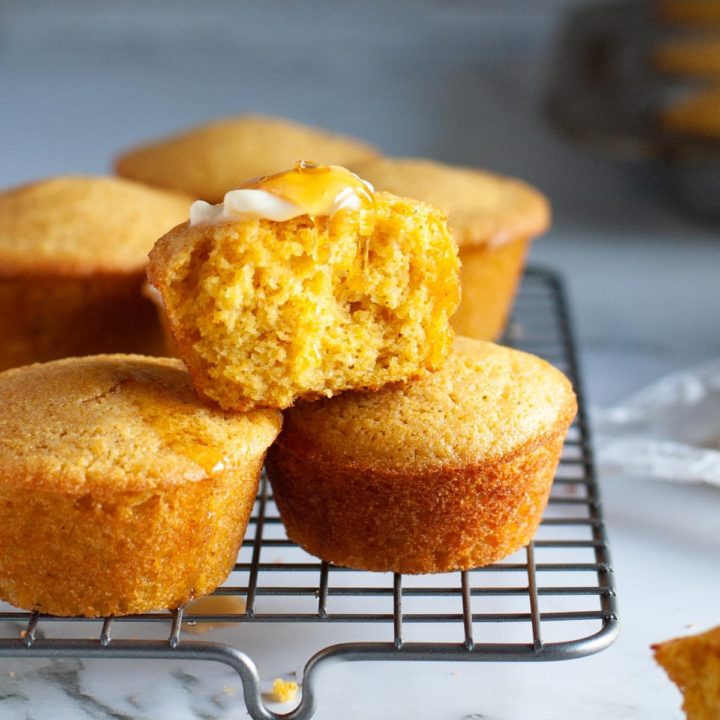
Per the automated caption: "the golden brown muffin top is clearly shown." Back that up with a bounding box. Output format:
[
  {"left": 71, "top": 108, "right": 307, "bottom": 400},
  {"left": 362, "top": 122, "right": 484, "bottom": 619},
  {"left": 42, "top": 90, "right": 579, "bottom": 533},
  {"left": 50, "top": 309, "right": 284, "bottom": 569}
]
[
  {"left": 354, "top": 157, "right": 550, "bottom": 248},
  {"left": 0, "top": 176, "right": 192, "bottom": 278},
  {"left": 278, "top": 337, "right": 576, "bottom": 473},
  {"left": 115, "top": 115, "right": 380, "bottom": 203},
  {"left": 0, "top": 355, "right": 282, "bottom": 496}
]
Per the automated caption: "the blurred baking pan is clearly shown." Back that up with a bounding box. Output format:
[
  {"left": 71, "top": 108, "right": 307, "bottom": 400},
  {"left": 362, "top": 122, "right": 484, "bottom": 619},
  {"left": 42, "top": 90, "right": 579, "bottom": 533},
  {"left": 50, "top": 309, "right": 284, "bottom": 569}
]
[{"left": 545, "top": 0, "right": 720, "bottom": 217}]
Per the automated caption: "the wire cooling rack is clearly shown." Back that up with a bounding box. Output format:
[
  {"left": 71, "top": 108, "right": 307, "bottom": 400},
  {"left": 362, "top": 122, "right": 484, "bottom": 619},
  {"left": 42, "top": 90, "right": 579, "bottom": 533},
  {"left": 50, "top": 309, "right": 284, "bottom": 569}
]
[{"left": 0, "top": 267, "right": 618, "bottom": 720}]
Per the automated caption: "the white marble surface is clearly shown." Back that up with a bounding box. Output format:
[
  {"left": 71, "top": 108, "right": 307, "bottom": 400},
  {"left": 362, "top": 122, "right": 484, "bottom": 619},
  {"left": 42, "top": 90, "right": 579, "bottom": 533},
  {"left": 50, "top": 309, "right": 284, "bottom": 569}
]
[{"left": 1, "top": 2, "right": 719, "bottom": 718}]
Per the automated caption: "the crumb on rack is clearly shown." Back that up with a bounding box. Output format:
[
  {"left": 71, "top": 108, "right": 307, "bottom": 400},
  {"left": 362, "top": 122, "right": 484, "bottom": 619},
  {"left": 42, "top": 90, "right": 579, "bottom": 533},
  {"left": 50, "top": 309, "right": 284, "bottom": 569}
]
[{"left": 271, "top": 678, "right": 299, "bottom": 703}]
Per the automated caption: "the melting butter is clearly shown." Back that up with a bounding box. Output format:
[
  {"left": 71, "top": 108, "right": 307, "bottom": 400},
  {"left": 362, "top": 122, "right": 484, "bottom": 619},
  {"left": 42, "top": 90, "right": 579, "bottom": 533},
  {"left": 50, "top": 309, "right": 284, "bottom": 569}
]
[{"left": 189, "top": 161, "right": 374, "bottom": 226}]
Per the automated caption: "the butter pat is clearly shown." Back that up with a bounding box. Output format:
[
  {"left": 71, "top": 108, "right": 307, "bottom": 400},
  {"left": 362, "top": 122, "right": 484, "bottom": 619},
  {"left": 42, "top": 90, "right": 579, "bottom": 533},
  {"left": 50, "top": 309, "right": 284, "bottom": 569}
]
[
  {"left": 189, "top": 161, "right": 374, "bottom": 226},
  {"left": 190, "top": 190, "right": 300, "bottom": 225}
]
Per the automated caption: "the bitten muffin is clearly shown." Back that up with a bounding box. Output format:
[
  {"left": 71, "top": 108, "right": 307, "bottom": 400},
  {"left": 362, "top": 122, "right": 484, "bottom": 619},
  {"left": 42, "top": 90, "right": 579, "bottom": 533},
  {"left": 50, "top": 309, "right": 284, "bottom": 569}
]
[
  {"left": 0, "top": 355, "right": 282, "bottom": 617},
  {"left": 0, "top": 176, "right": 192, "bottom": 371},
  {"left": 116, "top": 115, "right": 380, "bottom": 203},
  {"left": 148, "top": 165, "right": 460, "bottom": 411},
  {"left": 354, "top": 157, "right": 550, "bottom": 341},
  {"left": 653, "top": 625, "right": 720, "bottom": 720},
  {"left": 265, "top": 337, "right": 577, "bottom": 574}
]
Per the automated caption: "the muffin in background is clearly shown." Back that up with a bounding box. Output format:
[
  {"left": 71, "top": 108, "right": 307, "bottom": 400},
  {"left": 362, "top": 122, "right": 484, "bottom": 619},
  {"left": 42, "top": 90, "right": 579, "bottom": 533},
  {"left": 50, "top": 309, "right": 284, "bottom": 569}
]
[
  {"left": 659, "top": 88, "right": 720, "bottom": 139},
  {"left": 148, "top": 163, "right": 460, "bottom": 411},
  {"left": 657, "top": 0, "right": 720, "bottom": 27},
  {"left": 115, "top": 115, "right": 380, "bottom": 203},
  {"left": 266, "top": 337, "right": 577, "bottom": 574},
  {"left": 653, "top": 37, "right": 720, "bottom": 78},
  {"left": 355, "top": 157, "right": 550, "bottom": 341},
  {"left": 0, "top": 176, "right": 191, "bottom": 371},
  {"left": 653, "top": 625, "right": 720, "bottom": 720},
  {"left": 0, "top": 355, "right": 282, "bottom": 617}
]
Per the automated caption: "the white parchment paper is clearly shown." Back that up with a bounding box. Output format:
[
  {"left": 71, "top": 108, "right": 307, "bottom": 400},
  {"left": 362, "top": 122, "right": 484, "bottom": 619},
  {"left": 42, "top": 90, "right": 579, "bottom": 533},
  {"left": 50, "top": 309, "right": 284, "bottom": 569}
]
[{"left": 593, "top": 359, "right": 720, "bottom": 487}]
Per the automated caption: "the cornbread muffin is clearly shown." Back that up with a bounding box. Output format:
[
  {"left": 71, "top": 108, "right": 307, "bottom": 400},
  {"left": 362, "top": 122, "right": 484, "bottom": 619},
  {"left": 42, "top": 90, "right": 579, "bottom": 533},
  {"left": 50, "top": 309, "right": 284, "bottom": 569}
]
[
  {"left": 148, "top": 180, "right": 460, "bottom": 411},
  {"left": 653, "top": 38, "right": 720, "bottom": 78},
  {"left": 0, "top": 355, "right": 281, "bottom": 617},
  {"left": 116, "top": 115, "right": 379, "bottom": 203},
  {"left": 660, "top": 89, "right": 720, "bottom": 138},
  {"left": 657, "top": 1, "right": 720, "bottom": 26},
  {"left": 653, "top": 625, "right": 720, "bottom": 719},
  {"left": 0, "top": 176, "right": 192, "bottom": 371},
  {"left": 354, "top": 157, "right": 550, "bottom": 341},
  {"left": 265, "top": 337, "right": 577, "bottom": 574}
]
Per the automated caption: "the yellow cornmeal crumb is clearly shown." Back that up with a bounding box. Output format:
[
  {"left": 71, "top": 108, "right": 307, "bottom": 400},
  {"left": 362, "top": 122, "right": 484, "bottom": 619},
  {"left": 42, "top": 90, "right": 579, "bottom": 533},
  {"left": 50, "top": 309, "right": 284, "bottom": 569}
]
[
  {"left": 148, "top": 190, "right": 460, "bottom": 411},
  {"left": 271, "top": 678, "right": 299, "bottom": 703}
]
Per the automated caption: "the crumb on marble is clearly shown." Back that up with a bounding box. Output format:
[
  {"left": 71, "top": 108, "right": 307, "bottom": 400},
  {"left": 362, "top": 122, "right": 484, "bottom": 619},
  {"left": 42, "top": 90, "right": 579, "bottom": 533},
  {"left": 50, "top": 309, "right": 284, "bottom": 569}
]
[{"left": 272, "top": 678, "right": 299, "bottom": 703}]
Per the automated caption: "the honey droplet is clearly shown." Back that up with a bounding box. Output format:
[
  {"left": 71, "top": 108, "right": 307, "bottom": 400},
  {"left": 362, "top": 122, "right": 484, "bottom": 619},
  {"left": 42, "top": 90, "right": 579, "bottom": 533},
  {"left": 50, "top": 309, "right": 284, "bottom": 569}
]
[
  {"left": 242, "top": 161, "right": 374, "bottom": 217},
  {"left": 125, "top": 375, "right": 228, "bottom": 476},
  {"left": 184, "top": 594, "right": 246, "bottom": 633}
]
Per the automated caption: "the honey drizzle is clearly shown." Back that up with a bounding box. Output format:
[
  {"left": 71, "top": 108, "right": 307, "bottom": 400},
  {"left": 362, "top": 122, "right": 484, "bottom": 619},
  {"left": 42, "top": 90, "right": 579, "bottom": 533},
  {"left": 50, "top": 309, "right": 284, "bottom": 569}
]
[
  {"left": 124, "top": 375, "right": 228, "bottom": 476},
  {"left": 241, "top": 160, "right": 375, "bottom": 218},
  {"left": 184, "top": 594, "right": 246, "bottom": 633}
]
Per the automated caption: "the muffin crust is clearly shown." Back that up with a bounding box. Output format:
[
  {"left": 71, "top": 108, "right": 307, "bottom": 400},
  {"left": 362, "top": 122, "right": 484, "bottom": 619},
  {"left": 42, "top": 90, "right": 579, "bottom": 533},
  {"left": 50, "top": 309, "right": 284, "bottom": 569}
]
[
  {"left": 266, "top": 337, "right": 577, "bottom": 574},
  {"left": 0, "top": 176, "right": 192, "bottom": 369},
  {"left": 116, "top": 115, "right": 380, "bottom": 203},
  {"left": 0, "top": 355, "right": 281, "bottom": 616}
]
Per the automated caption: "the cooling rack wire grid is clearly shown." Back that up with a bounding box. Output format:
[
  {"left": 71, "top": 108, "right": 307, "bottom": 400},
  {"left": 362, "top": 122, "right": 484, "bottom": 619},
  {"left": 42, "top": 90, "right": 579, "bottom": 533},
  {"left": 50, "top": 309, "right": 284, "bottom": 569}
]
[{"left": 0, "top": 267, "right": 619, "bottom": 720}]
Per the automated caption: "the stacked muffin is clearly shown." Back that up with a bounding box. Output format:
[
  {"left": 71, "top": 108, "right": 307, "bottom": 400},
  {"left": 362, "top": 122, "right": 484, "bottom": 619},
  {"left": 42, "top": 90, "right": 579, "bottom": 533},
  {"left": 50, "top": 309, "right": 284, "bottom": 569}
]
[
  {"left": 142, "top": 148, "right": 576, "bottom": 575},
  {"left": 0, "top": 115, "right": 574, "bottom": 619}
]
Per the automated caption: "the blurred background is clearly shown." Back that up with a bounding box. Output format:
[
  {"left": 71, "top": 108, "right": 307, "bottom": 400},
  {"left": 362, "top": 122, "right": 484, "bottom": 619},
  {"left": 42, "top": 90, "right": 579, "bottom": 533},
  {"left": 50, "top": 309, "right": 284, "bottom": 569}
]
[
  {"left": 1, "top": 2, "right": 720, "bottom": 719},
  {"left": 3, "top": 0, "right": 720, "bottom": 403},
  {"left": 0, "top": 0, "right": 694, "bottom": 228}
]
